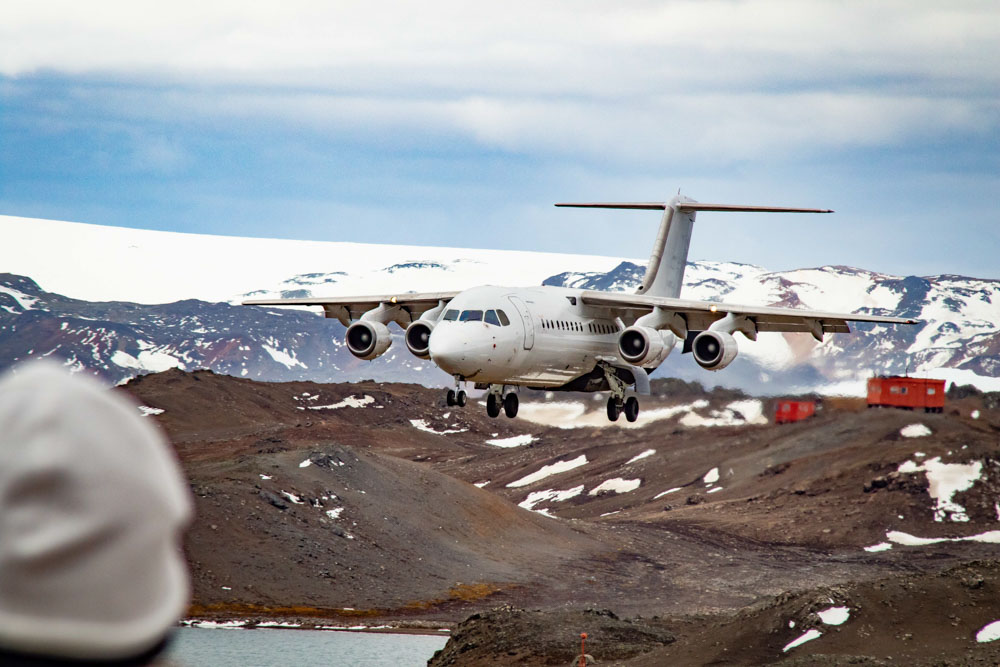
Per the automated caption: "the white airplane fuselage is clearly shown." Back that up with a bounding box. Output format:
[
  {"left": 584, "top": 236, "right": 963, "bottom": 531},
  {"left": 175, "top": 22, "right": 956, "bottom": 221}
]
[{"left": 428, "top": 285, "right": 622, "bottom": 388}]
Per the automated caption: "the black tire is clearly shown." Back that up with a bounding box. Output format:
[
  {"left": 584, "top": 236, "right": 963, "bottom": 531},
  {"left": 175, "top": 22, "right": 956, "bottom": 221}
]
[
  {"left": 457, "top": 390, "right": 467, "bottom": 407},
  {"left": 486, "top": 393, "right": 501, "bottom": 418},
  {"left": 446, "top": 389, "right": 456, "bottom": 407},
  {"left": 607, "top": 397, "right": 620, "bottom": 422},
  {"left": 624, "top": 396, "right": 639, "bottom": 422},
  {"left": 503, "top": 393, "right": 519, "bottom": 418}
]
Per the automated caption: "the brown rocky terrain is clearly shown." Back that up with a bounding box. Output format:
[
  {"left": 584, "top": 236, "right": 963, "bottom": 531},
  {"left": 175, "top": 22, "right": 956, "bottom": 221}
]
[{"left": 120, "top": 370, "right": 1000, "bottom": 664}]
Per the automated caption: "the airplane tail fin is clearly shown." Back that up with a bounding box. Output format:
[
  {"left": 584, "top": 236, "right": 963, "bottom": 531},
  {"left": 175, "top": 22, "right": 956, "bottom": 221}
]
[{"left": 555, "top": 197, "right": 831, "bottom": 298}]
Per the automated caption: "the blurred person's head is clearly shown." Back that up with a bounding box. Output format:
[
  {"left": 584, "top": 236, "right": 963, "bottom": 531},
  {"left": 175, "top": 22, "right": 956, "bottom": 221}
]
[{"left": 0, "top": 361, "right": 193, "bottom": 665}]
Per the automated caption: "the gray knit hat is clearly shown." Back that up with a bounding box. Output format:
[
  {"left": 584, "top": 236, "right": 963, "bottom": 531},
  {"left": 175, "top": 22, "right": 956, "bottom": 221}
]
[{"left": 0, "top": 362, "right": 193, "bottom": 660}]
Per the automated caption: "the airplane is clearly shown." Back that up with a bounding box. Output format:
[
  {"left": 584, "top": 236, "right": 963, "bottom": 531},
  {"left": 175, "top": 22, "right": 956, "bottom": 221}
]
[{"left": 243, "top": 194, "right": 917, "bottom": 422}]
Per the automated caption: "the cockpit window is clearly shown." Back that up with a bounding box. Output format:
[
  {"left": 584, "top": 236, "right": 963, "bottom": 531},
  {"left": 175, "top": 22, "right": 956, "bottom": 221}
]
[
  {"left": 459, "top": 310, "right": 483, "bottom": 322},
  {"left": 443, "top": 309, "right": 459, "bottom": 321},
  {"left": 496, "top": 310, "right": 510, "bottom": 326},
  {"left": 484, "top": 310, "right": 501, "bottom": 326}
]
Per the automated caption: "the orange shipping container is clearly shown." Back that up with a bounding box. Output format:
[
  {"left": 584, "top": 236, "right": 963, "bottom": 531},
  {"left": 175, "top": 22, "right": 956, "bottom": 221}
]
[{"left": 867, "top": 376, "right": 945, "bottom": 413}]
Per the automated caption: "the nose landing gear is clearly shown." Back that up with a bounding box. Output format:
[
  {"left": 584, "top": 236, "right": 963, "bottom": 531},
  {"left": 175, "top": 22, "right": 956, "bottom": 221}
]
[{"left": 446, "top": 378, "right": 468, "bottom": 408}]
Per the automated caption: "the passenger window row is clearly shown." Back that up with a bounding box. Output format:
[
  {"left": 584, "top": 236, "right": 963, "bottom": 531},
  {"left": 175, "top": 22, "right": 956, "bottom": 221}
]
[
  {"left": 541, "top": 319, "right": 618, "bottom": 335},
  {"left": 442, "top": 308, "right": 511, "bottom": 326}
]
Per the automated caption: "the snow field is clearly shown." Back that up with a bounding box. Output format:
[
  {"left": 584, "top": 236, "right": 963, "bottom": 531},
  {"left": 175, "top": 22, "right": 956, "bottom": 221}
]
[{"left": 518, "top": 399, "right": 766, "bottom": 430}]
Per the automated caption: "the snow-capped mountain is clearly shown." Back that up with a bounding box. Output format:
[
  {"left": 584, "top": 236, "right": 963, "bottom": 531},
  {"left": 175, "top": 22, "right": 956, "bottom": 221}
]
[{"left": 1, "top": 215, "right": 998, "bottom": 394}]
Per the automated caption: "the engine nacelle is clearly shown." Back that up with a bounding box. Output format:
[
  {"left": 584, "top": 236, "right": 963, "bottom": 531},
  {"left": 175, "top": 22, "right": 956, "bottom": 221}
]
[
  {"left": 618, "top": 326, "right": 677, "bottom": 368},
  {"left": 346, "top": 320, "right": 392, "bottom": 360},
  {"left": 404, "top": 320, "right": 435, "bottom": 359},
  {"left": 692, "top": 330, "right": 738, "bottom": 371}
]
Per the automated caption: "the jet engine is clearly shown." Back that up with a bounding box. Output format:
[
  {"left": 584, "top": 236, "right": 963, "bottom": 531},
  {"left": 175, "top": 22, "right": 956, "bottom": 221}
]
[
  {"left": 346, "top": 321, "right": 392, "bottom": 360},
  {"left": 618, "top": 326, "right": 677, "bottom": 368},
  {"left": 692, "top": 330, "right": 738, "bottom": 371},
  {"left": 404, "top": 320, "right": 435, "bottom": 359}
]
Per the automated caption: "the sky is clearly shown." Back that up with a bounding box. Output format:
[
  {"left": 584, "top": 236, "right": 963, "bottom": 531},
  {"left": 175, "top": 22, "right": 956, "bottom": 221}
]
[{"left": 1, "top": 1, "right": 998, "bottom": 279}]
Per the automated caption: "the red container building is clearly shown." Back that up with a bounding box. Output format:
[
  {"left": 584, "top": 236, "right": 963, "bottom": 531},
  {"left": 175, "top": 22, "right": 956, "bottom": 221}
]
[
  {"left": 867, "top": 376, "right": 945, "bottom": 413},
  {"left": 775, "top": 400, "right": 816, "bottom": 424}
]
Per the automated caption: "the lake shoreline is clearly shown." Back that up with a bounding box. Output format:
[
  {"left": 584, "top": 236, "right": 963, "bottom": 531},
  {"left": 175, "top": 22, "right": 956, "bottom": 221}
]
[{"left": 180, "top": 617, "right": 453, "bottom": 637}]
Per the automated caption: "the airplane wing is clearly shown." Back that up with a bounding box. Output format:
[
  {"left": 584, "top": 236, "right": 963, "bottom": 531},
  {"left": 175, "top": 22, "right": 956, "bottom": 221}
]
[
  {"left": 579, "top": 291, "right": 918, "bottom": 341},
  {"left": 242, "top": 292, "right": 460, "bottom": 326}
]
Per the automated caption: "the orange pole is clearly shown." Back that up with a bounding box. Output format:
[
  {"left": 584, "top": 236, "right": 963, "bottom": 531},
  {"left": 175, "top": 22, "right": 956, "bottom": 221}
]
[{"left": 579, "top": 632, "right": 587, "bottom": 666}]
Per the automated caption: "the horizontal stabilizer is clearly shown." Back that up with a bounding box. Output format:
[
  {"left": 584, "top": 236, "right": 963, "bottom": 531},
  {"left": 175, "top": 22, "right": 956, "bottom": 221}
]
[{"left": 555, "top": 202, "right": 832, "bottom": 213}]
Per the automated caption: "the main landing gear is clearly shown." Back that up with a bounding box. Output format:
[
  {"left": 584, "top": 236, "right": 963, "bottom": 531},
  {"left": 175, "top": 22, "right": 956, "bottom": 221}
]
[
  {"left": 600, "top": 362, "right": 639, "bottom": 423},
  {"left": 486, "top": 386, "right": 518, "bottom": 419},
  {"left": 606, "top": 395, "right": 639, "bottom": 422}
]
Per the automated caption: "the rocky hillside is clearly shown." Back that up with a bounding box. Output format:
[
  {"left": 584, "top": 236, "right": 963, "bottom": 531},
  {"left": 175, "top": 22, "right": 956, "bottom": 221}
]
[
  {"left": 3, "top": 256, "right": 999, "bottom": 394},
  {"left": 115, "top": 370, "right": 1000, "bottom": 664}
]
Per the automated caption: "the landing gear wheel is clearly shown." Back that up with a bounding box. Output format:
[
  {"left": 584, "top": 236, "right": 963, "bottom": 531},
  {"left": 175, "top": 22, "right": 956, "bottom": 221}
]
[
  {"left": 486, "top": 393, "right": 501, "bottom": 418},
  {"left": 503, "top": 393, "right": 519, "bottom": 418},
  {"left": 456, "top": 390, "right": 467, "bottom": 407},
  {"left": 446, "top": 389, "right": 456, "bottom": 407},
  {"left": 624, "top": 396, "right": 639, "bottom": 422},
  {"left": 607, "top": 397, "right": 621, "bottom": 422}
]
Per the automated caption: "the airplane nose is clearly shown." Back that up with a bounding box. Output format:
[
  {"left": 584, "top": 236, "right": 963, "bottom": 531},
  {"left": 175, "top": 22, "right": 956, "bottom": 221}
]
[{"left": 429, "top": 324, "right": 485, "bottom": 377}]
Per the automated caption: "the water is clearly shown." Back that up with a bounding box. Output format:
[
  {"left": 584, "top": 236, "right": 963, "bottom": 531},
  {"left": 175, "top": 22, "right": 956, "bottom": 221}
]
[{"left": 167, "top": 627, "right": 449, "bottom": 667}]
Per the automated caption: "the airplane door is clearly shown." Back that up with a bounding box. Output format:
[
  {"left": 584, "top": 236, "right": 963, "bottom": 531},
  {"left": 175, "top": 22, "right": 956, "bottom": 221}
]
[{"left": 507, "top": 296, "right": 534, "bottom": 350}]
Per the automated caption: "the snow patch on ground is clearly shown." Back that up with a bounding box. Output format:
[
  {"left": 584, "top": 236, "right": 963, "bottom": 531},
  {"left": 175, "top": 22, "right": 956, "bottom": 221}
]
[
  {"left": 679, "top": 399, "right": 768, "bottom": 428},
  {"left": 519, "top": 485, "right": 585, "bottom": 512},
  {"left": 783, "top": 629, "right": 822, "bottom": 652},
  {"left": 326, "top": 508, "right": 344, "bottom": 520},
  {"left": 976, "top": 620, "right": 1000, "bottom": 643},
  {"left": 137, "top": 405, "right": 164, "bottom": 417},
  {"left": 818, "top": 606, "right": 850, "bottom": 625},
  {"left": 410, "top": 419, "right": 468, "bottom": 435},
  {"left": 896, "top": 456, "right": 983, "bottom": 522},
  {"left": 654, "top": 487, "right": 683, "bottom": 499},
  {"left": 473, "top": 481, "right": 490, "bottom": 488},
  {"left": 703, "top": 467, "right": 720, "bottom": 484},
  {"left": 626, "top": 449, "right": 656, "bottom": 464},
  {"left": 256, "top": 621, "right": 301, "bottom": 628},
  {"left": 485, "top": 434, "right": 536, "bottom": 447},
  {"left": 299, "top": 458, "right": 312, "bottom": 468},
  {"left": 886, "top": 529, "right": 1000, "bottom": 546},
  {"left": 900, "top": 423, "right": 932, "bottom": 438},
  {"left": 517, "top": 400, "right": 711, "bottom": 430},
  {"left": 262, "top": 344, "right": 308, "bottom": 369},
  {"left": 864, "top": 542, "right": 893, "bottom": 553},
  {"left": 309, "top": 395, "right": 376, "bottom": 410},
  {"left": 588, "top": 478, "right": 641, "bottom": 495},
  {"left": 507, "top": 455, "right": 588, "bottom": 488},
  {"left": 189, "top": 620, "right": 247, "bottom": 629},
  {"left": 111, "top": 349, "right": 183, "bottom": 372},
  {"left": 280, "top": 491, "right": 304, "bottom": 505}
]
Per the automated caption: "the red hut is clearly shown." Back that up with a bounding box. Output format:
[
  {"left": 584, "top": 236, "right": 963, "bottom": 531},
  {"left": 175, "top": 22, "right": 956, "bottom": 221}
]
[
  {"left": 867, "top": 376, "right": 945, "bottom": 413},
  {"left": 775, "top": 400, "right": 816, "bottom": 424}
]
